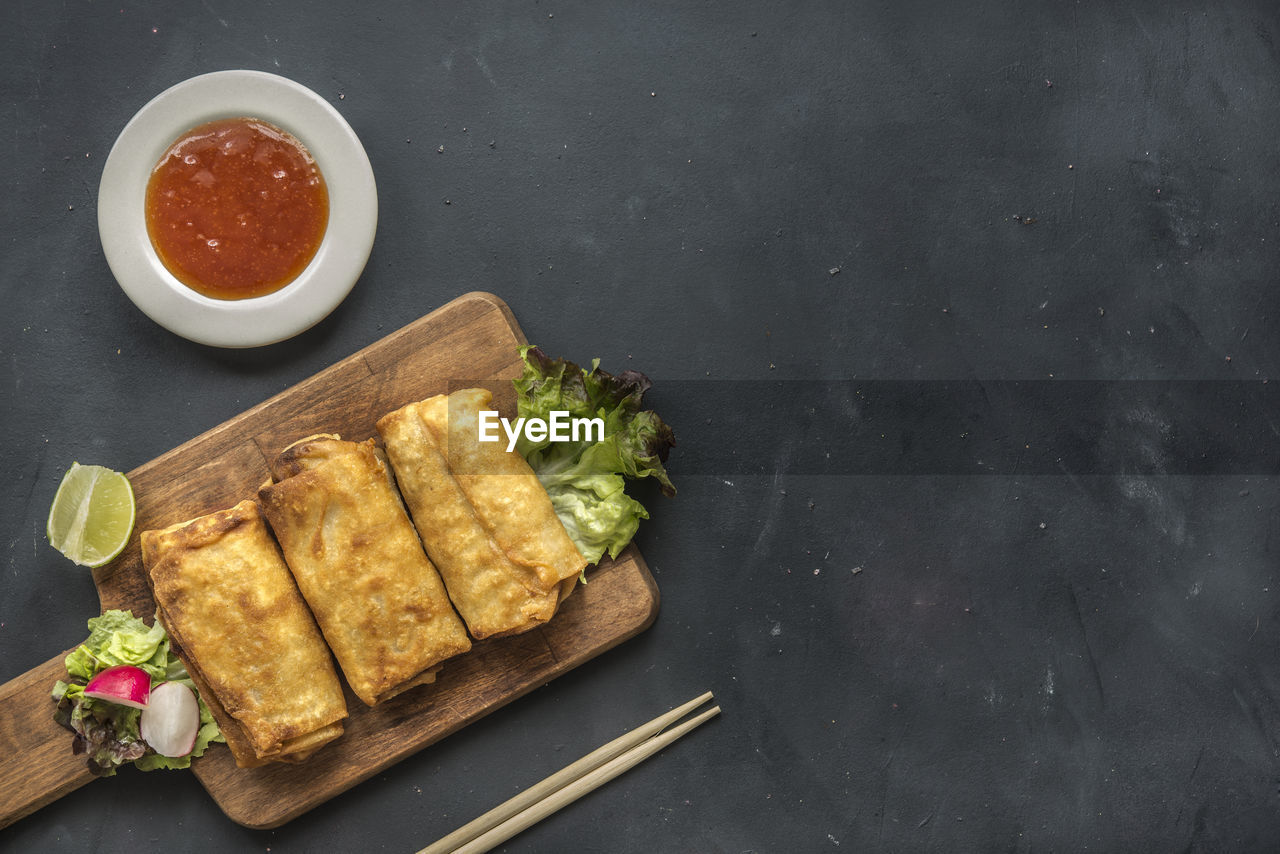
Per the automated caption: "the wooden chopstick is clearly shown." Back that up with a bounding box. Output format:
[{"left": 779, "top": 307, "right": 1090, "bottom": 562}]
[{"left": 419, "top": 691, "right": 719, "bottom": 854}]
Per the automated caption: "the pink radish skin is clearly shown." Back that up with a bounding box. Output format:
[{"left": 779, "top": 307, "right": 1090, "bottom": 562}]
[
  {"left": 140, "top": 681, "right": 200, "bottom": 757},
  {"left": 83, "top": 665, "right": 151, "bottom": 709}
]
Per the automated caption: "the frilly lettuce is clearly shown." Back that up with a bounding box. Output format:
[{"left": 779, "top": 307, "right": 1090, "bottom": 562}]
[
  {"left": 514, "top": 346, "right": 675, "bottom": 566},
  {"left": 63, "top": 608, "right": 169, "bottom": 682},
  {"left": 52, "top": 609, "right": 224, "bottom": 776}
]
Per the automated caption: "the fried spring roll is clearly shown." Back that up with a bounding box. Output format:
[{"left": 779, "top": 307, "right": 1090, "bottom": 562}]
[
  {"left": 426, "top": 388, "right": 587, "bottom": 592},
  {"left": 258, "top": 435, "right": 471, "bottom": 706},
  {"left": 376, "top": 389, "right": 586, "bottom": 638},
  {"left": 141, "top": 500, "right": 347, "bottom": 768}
]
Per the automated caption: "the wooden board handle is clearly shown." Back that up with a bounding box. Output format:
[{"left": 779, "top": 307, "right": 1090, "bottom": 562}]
[{"left": 0, "top": 649, "right": 96, "bottom": 829}]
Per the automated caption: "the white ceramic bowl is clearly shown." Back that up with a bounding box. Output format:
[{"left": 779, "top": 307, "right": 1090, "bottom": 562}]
[{"left": 98, "top": 70, "right": 378, "bottom": 348}]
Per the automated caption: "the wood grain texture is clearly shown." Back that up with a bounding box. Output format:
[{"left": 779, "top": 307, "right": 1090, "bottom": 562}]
[
  {"left": 0, "top": 648, "right": 93, "bottom": 831},
  {"left": 0, "top": 292, "right": 659, "bottom": 830}
]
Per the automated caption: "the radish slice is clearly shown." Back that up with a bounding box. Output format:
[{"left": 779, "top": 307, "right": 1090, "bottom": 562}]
[
  {"left": 140, "top": 681, "right": 200, "bottom": 757},
  {"left": 83, "top": 665, "right": 151, "bottom": 709}
]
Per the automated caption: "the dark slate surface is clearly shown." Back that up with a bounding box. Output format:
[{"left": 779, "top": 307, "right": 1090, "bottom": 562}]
[{"left": 3, "top": 2, "right": 1280, "bottom": 851}]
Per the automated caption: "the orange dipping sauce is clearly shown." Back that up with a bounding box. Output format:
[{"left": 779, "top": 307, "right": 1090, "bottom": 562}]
[{"left": 145, "top": 117, "right": 329, "bottom": 300}]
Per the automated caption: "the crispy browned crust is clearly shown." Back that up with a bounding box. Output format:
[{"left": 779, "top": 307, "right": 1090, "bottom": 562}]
[
  {"left": 376, "top": 402, "right": 565, "bottom": 639},
  {"left": 149, "top": 601, "right": 267, "bottom": 768},
  {"left": 265, "top": 432, "right": 343, "bottom": 482},
  {"left": 421, "top": 389, "right": 586, "bottom": 589},
  {"left": 141, "top": 500, "right": 348, "bottom": 767},
  {"left": 259, "top": 437, "right": 470, "bottom": 706}
]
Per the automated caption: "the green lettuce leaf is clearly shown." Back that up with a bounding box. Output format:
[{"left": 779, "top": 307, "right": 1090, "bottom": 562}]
[
  {"left": 52, "top": 610, "right": 225, "bottom": 776},
  {"left": 64, "top": 609, "right": 170, "bottom": 681},
  {"left": 513, "top": 346, "right": 675, "bottom": 565}
]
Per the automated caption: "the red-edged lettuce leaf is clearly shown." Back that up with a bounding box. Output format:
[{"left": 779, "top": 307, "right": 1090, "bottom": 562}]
[{"left": 514, "top": 346, "right": 675, "bottom": 564}]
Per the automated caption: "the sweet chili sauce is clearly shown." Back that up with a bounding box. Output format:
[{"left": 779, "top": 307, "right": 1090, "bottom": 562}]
[{"left": 144, "top": 117, "right": 329, "bottom": 300}]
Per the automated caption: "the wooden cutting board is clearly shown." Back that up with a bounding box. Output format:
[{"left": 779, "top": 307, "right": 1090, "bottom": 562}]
[{"left": 0, "top": 292, "right": 660, "bottom": 830}]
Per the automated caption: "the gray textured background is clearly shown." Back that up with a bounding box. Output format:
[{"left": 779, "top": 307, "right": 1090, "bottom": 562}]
[{"left": 4, "top": 2, "right": 1280, "bottom": 851}]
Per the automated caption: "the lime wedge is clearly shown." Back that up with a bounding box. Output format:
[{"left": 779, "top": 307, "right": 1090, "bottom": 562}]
[{"left": 46, "top": 463, "right": 136, "bottom": 568}]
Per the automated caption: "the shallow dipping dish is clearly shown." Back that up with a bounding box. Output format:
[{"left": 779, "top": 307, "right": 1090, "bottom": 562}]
[{"left": 99, "top": 70, "right": 378, "bottom": 348}]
